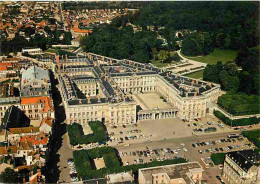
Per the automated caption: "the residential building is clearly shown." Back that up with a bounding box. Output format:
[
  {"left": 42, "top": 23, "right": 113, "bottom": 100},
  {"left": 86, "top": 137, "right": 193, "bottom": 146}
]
[{"left": 20, "top": 96, "right": 54, "bottom": 122}]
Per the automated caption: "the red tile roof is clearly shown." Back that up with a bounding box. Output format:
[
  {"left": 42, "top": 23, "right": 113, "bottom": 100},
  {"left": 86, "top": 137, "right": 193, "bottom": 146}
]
[{"left": 21, "top": 97, "right": 54, "bottom": 113}]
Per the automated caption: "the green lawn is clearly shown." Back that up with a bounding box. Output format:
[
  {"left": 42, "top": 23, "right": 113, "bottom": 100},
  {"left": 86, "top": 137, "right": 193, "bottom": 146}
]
[
  {"left": 184, "top": 70, "right": 204, "bottom": 79},
  {"left": 184, "top": 49, "right": 238, "bottom": 65},
  {"left": 151, "top": 59, "right": 169, "bottom": 68}
]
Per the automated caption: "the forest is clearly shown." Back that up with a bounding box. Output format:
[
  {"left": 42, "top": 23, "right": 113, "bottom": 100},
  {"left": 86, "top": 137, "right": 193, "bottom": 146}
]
[{"left": 81, "top": 1, "right": 259, "bottom": 60}]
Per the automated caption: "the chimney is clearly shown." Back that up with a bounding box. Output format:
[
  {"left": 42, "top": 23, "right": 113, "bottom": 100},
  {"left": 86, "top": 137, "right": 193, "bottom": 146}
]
[
  {"left": 195, "top": 92, "right": 197, "bottom": 96},
  {"left": 88, "top": 97, "right": 91, "bottom": 103},
  {"left": 101, "top": 73, "right": 103, "bottom": 77},
  {"left": 98, "top": 95, "right": 101, "bottom": 102},
  {"left": 196, "top": 80, "right": 199, "bottom": 84},
  {"left": 37, "top": 169, "right": 41, "bottom": 176},
  {"left": 55, "top": 55, "right": 59, "bottom": 63},
  {"left": 135, "top": 67, "right": 138, "bottom": 72},
  {"left": 65, "top": 54, "right": 68, "bottom": 61},
  {"left": 58, "top": 64, "right": 61, "bottom": 73}
]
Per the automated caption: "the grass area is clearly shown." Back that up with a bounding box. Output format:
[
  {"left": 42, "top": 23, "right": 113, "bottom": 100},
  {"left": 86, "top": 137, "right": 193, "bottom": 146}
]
[
  {"left": 45, "top": 48, "right": 76, "bottom": 56},
  {"left": 242, "top": 130, "right": 260, "bottom": 148},
  {"left": 151, "top": 59, "right": 169, "bottom": 68},
  {"left": 67, "top": 121, "right": 108, "bottom": 146},
  {"left": 184, "top": 49, "right": 238, "bottom": 64},
  {"left": 184, "top": 70, "right": 204, "bottom": 79},
  {"left": 211, "top": 153, "right": 226, "bottom": 165}
]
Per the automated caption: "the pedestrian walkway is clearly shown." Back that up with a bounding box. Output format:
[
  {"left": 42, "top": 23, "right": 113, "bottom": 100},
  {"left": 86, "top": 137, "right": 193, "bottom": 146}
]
[{"left": 58, "top": 131, "right": 74, "bottom": 183}]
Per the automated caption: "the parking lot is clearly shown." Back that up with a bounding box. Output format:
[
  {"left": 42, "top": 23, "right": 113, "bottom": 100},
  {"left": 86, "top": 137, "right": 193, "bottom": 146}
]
[
  {"left": 119, "top": 143, "right": 189, "bottom": 166},
  {"left": 192, "top": 136, "right": 254, "bottom": 155},
  {"left": 67, "top": 158, "right": 78, "bottom": 182}
]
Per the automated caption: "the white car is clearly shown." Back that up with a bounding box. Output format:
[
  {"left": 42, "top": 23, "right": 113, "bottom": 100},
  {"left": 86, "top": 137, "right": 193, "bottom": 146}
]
[{"left": 183, "top": 148, "right": 188, "bottom": 152}]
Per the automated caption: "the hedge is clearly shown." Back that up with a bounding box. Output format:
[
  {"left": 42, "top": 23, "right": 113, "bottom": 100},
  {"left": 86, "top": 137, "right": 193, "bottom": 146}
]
[
  {"left": 211, "top": 153, "right": 226, "bottom": 165},
  {"left": 214, "top": 110, "right": 260, "bottom": 127},
  {"left": 73, "top": 147, "right": 187, "bottom": 180},
  {"left": 218, "top": 92, "right": 259, "bottom": 115},
  {"left": 242, "top": 130, "right": 260, "bottom": 148},
  {"left": 67, "top": 121, "right": 108, "bottom": 146}
]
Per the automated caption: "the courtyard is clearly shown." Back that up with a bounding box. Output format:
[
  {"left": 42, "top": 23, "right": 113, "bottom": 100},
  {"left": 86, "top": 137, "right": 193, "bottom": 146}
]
[{"left": 133, "top": 92, "right": 173, "bottom": 110}]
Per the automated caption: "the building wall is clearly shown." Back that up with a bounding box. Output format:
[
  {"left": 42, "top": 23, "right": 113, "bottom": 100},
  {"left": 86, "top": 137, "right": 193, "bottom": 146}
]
[
  {"left": 21, "top": 103, "right": 54, "bottom": 121},
  {"left": 113, "top": 75, "right": 156, "bottom": 94},
  {"left": 65, "top": 101, "right": 136, "bottom": 126}
]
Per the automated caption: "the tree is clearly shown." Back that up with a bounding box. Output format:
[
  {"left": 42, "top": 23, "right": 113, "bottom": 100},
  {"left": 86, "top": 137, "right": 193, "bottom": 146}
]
[
  {"left": 0, "top": 168, "right": 19, "bottom": 183},
  {"left": 203, "top": 64, "right": 220, "bottom": 83},
  {"left": 158, "top": 50, "right": 169, "bottom": 63},
  {"left": 64, "top": 32, "right": 72, "bottom": 45},
  {"left": 44, "top": 26, "right": 51, "bottom": 34},
  {"left": 219, "top": 70, "right": 239, "bottom": 91},
  {"left": 172, "top": 52, "right": 181, "bottom": 62}
]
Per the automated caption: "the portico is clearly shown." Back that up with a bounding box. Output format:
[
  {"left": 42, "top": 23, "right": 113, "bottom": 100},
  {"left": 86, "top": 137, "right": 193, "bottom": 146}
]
[{"left": 137, "top": 108, "right": 178, "bottom": 121}]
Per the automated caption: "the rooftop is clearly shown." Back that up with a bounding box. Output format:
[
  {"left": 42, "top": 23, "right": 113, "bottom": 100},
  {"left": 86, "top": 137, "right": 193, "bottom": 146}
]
[
  {"left": 139, "top": 162, "right": 203, "bottom": 184},
  {"left": 227, "top": 150, "right": 260, "bottom": 172}
]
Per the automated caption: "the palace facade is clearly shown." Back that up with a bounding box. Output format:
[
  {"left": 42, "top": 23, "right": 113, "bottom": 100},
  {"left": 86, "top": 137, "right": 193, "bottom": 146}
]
[{"left": 54, "top": 53, "right": 221, "bottom": 127}]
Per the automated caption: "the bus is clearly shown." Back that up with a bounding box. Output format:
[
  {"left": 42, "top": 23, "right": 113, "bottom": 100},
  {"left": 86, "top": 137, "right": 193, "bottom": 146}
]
[{"left": 228, "top": 134, "right": 240, "bottom": 138}]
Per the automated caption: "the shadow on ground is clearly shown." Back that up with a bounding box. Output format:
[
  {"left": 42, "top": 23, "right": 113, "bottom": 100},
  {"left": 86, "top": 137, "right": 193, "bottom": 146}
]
[{"left": 42, "top": 70, "right": 67, "bottom": 183}]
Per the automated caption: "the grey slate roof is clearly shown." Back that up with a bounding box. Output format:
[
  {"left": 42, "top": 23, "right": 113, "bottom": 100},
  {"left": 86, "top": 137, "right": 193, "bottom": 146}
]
[{"left": 21, "top": 66, "right": 50, "bottom": 83}]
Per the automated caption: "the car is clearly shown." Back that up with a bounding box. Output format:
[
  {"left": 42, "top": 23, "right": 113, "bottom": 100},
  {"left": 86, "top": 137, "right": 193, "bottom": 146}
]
[
  {"left": 216, "top": 176, "right": 225, "bottom": 184},
  {"left": 192, "top": 144, "right": 196, "bottom": 148},
  {"left": 180, "top": 143, "right": 185, "bottom": 147},
  {"left": 147, "top": 140, "right": 152, "bottom": 143},
  {"left": 123, "top": 125, "right": 126, "bottom": 128},
  {"left": 183, "top": 148, "right": 188, "bottom": 152},
  {"left": 125, "top": 137, "right": 129, "bottom": 140},
  {"left": 125, "top": 161, "right": 129, "bottom": 165}
]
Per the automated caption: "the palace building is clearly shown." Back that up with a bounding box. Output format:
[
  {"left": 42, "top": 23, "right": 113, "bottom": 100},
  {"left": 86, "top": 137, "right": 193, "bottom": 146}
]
[{"left": 55, "top": 53, "right": 221, "bottom": 127}]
